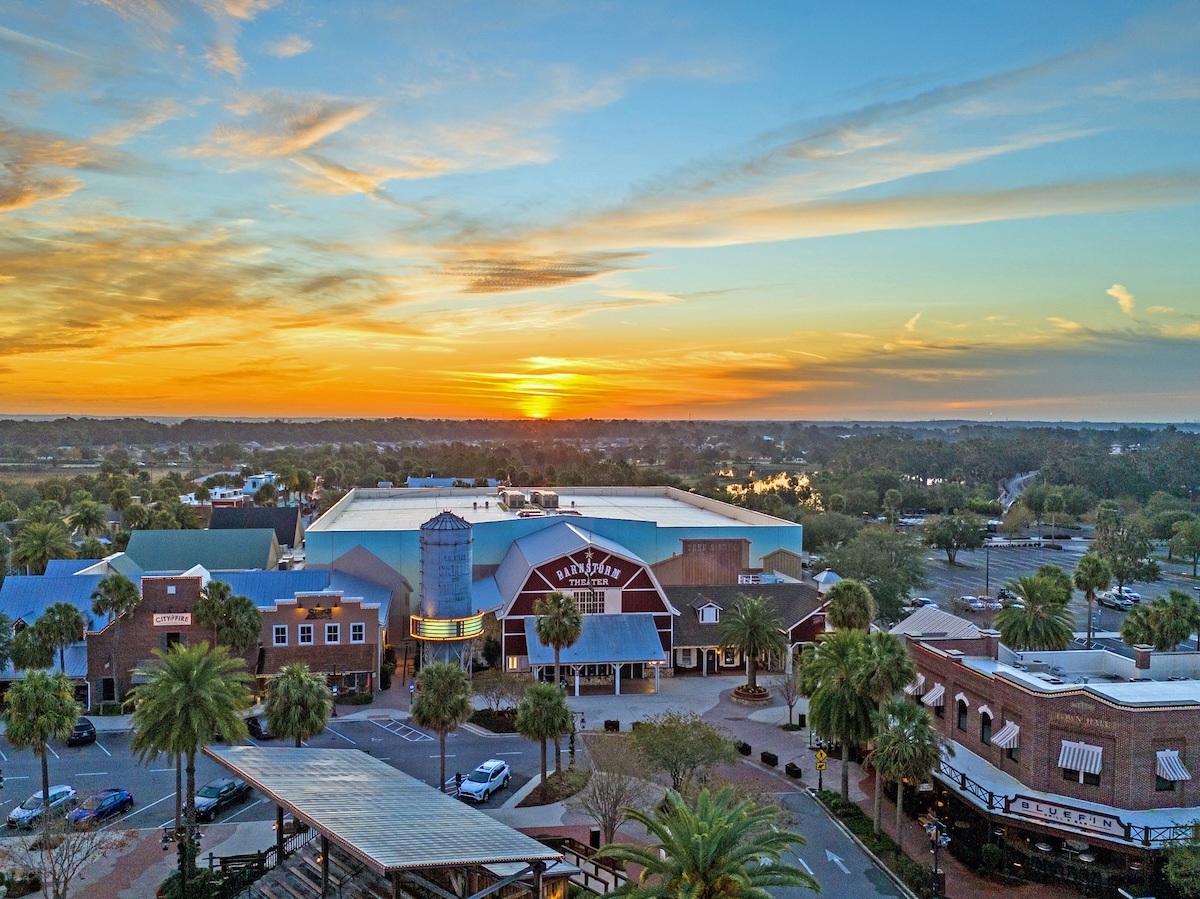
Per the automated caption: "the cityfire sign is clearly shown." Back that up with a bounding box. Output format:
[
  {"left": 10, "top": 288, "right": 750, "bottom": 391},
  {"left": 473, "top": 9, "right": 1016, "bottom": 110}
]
[{"left": 152, "top": 613, "right": 192, "bottom": 627}]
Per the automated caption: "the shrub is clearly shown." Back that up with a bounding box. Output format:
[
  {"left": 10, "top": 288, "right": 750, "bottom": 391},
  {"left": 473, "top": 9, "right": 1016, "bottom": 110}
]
[
  {"left": 380, "top": 664, "right": 392, "bottom": 691},
  {"left": 980, "top": 843, "right": 1003, "bottom": 874},
  {"left": 604, "top": 719, "right": 620, "bottom": 732},
  {"left": 343, "top": 691, "right": 374, "bottom": 706},
  {"left": 469, "top": 708, "right": 517, "bottom": 733},
  {"left": 736, "top": 741, "right": 751, "bottom": 756}
]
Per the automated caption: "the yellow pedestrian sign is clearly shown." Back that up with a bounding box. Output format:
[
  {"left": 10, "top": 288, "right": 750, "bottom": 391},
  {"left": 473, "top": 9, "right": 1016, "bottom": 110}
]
[
  {"left": 815, "top": 749, "right": 828, "bottom": 762},
  {"left": 815, "top": 761, "right": 827, "bottom": 771}
]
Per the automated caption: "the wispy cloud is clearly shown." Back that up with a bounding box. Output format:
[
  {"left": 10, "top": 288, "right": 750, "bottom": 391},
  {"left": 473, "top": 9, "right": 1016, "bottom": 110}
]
[
  {"left": 1107, "top": 283, "right": 1136, "bottom": 316},
  {"left": 266, "top": 34, "right": 312, "bottom": 58},
  {"left": 904, "top": 313, "right": 921, "bottom": 332}
]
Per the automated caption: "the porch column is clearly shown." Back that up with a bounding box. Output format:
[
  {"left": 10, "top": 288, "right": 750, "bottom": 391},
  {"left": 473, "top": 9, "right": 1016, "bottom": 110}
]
[
  {"left": 614, "top": 663, "right": 621, "bottom": 695},
  {"left": 275, "top": 805, "right": 284, "bottom": 860},
  {"left": 654, "top": 662, "right": 660, "bottom": 693},
  {"left": 573, "top": 665, "right": 580, "bottom": 697},
  {"left": 785, "top": 644, "right": 795, "bottom": 674},
  {"left": 320, "top": 834, "right": 329, "bottom": 895},
  {"left": 702, "top": 649, "right": 708, "bottom": 677}
]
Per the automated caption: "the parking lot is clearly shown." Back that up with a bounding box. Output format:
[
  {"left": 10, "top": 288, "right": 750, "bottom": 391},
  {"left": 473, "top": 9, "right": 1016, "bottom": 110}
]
[{"left": 0, "top": 715, "right": 538, "bottom": 837}]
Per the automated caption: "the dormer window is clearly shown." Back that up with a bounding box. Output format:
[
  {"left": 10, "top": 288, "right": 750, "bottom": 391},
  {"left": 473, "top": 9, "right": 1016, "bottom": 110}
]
[{"left": 697, "top": 603, "right": 721, "bottom": 624}]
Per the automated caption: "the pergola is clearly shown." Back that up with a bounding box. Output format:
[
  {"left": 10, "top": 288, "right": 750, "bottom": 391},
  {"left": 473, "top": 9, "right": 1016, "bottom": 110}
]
[{"left": 205, "top": 746, "right": 563, "bottom": 899}]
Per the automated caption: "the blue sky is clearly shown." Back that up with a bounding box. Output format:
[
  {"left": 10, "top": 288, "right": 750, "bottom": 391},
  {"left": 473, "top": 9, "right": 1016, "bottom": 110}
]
[{"left": 1, "top": 1, "right": 1198, "bottom": 419}]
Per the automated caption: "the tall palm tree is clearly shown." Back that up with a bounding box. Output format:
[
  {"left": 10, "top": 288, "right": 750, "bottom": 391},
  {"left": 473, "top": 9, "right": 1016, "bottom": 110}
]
[
  {"left": 37, "top": 602, "right": 86, "bottom": 674},
  {"left": 855, "top": 632, "right": 917, "bottom": 834},
  {"left": 130, "top": 643, "right": 251, "bottom": 887},
  {"left": 1035, "top": 564, "right": 1074, "bottom": 603},
  {"left": 805, "top": 629, "right": 874, "bottom": 802},
  {"left": 515, "top": 682, "right": 571, "bottom": 790},
  {"left": 870, "top": 700, "right": 949, "bottom": 855},
  {"left": 824, "top": 578, "right": 877, "bottom": 631},
  {"left": 1161, "top": 589, "right": 1200, "bottom": 650},
  {"left": 1073, "top": 554, "right": 1111, "bottom": 645},
  {"left": 65, "top": 499, "right": 107, "bottom": 537},
  {"left": 10, "top": 521, "right": 75, "bottom": 574},
  {"left": 599, "top": 787, "right": 819, "bottom": 899},
  {"left": 195, "top": 580, "right": 261, "bottom": 654},
  {"left": 11, "top": 627, "right": 55, "bottom": 670},
  {"left": 534, "top": 590, "right": 583, "bottom": 771},
  {"left": 3, "top": 671, "right": 80, "bottom": 848},
  {"left": 411, "top": 661, "right": 473, "bottom": 792},
  {"left": 1122, "top": 591, "right": 1200, "bottom": 651},
  {"left": 264, "top": 662, "right": 333, "bottom": 746},
  {"left": 91, "top": 573, "right": 142, "bottom": 699},
  {"left": 995, "top": 575, "right": 1074, "bottom": 651},
  {"left": 718, "top": 594, "right": 786, "bottom": 692}
]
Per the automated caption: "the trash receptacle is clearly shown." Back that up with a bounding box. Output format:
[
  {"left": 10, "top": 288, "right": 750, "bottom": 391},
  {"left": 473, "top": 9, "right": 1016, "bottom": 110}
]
[{"left": 590, "top": 827, "right": 601, "bottom": 850}]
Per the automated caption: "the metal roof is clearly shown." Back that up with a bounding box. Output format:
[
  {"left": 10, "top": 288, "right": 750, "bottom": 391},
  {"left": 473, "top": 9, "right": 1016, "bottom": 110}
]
[
  {"left": 125, "top": 528, "right": 280, "bottom": 572},
  {"left": 0, "top": 574, "right": 108, "bottom": 631},
  {"left": 524, "top": 613, "right": 666, "bottom": 666},
  {"left": 205, "top": 746, "right": 561, "bottom": 873},
  {"left": 890, "top": 606, "right": 982, "bottom": 641}
]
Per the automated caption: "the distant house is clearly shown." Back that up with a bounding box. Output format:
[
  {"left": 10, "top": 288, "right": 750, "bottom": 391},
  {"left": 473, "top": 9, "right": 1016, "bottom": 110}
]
[
  {"left": 210, "top": 506, "right": 303, "bottom": 550},
  {"left": 125, "top": 528, "right": 281, "bottom": 572}
]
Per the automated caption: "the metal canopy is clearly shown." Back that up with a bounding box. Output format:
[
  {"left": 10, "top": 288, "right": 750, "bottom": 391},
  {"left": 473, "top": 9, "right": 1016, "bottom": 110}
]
[
  {"left": 205, "top": 746, "right": 561, "bottom": 874},
  {"left": 524, "top": 613, "right": 666, "bottom": 666}
]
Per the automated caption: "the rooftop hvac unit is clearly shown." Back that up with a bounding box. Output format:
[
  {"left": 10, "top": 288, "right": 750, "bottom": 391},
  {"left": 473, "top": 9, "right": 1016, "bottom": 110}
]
[
  {"left": 498, "top": 489, "right": 526, "bottom": 510},
  {"left": 530, "top": 490, "right": 559, "bottom": 508}
]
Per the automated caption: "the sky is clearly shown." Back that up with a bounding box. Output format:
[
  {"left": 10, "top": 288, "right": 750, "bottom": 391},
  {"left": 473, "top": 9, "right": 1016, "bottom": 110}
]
[{"left": 2, "top": 2, "right": 1200, "bottom": 421}]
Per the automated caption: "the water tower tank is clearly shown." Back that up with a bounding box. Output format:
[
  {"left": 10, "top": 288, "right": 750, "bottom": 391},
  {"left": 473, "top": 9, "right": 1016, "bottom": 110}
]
[{"left": 419, "top": 510, "right": 473, "bottom": 620}]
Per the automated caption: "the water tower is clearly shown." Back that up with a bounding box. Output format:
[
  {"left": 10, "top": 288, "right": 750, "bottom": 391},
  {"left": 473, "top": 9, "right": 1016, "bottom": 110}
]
[{"left": 411, "top": 510, "right": 483, "bottom": 668}]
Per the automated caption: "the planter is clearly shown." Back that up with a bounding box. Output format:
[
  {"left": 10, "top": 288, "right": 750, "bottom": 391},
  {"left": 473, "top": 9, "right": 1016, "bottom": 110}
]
[
  {"left": 604, "top": 719, "right": 620, "bottom": 732},
  {"left": 760, "top": 751, "right": 778, "bottom": 767},
  {"left": 736, "top": 741, "right": 751, "bottom": 756},
  {"left": 731, "top": 685, "right": 771, "bottom": 706},
  {"left": 785, "top": 762, "right": 802, "bottom": 779}
]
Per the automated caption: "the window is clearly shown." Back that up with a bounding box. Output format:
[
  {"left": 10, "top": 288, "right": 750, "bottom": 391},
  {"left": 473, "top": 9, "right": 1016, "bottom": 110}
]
[
  {"left": 507, "top": 656, "right": 520, "bottom": 671},
  {"left": 167, "top": 585, "right": 176, "bottom": 595},
  {"left": 935, "top": 703, "right": 944, "bottom": 719},
  {"left": 299, "top": 624, "right": 313, "bottom": 645},
  {"left": 1062, "top": 768, "right": 1100, "bottom": 786},
  {"left": 572, "top": 590, "right": 605, "bottom": 614},
  {"left": 679, "top": 648, "right": 694, "bottom": 667},
  {"left": 1156, "top": 775, "right": 1175, "bottom": 792},
  {"left": 980, "top": 713, "right": 992, "bottom": 746},
  {"left": 351, "top": 623, "right": 365, "bottom": 643},
  {"left": 326, "top": 623, "right": 340, "bottom": 644},
  {"left": 724, "top": 648, "right": 736, "bottom": 666},
  {"left": 699, "top": 605, "right": 720, "bottom": 623},
  {"left": 273, "top": 625, "right": 287, "bottom": 646},
  {"left": 1006, "top": 745, "right": 1020, "bottom": 764},
  {"left": 957, "top": 700, "right": 968, "bottom": 732}
]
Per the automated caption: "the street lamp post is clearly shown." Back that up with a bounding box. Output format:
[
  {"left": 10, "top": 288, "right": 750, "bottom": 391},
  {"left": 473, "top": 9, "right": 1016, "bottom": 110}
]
[
  {"left": 985, "top": 543, "right": 990, "bottom": 598},
  {"left": 923, "top": 815, "right": 950, "bottom": 899}
]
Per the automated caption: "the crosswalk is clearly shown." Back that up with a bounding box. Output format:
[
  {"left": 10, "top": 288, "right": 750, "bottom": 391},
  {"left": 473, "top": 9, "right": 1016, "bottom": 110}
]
[{"left": 369, "top": 718, "right": 434, "bottom": 742}]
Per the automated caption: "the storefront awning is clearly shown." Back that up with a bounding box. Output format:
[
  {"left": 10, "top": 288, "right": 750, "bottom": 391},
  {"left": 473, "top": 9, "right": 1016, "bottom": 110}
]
[
  {"left": 1058, "top": 740, "right": 1103, "bottom": 775},
  {"left": 922, "top": 683, "right": 945, "bottom": 707},
  {"left": 1157, "top": 749, "right": 1192, "bottom": 782},
  {"left": 992, "top": 720, "right": 1020, "bottom": 749},
  {"left": 903, "top": 673, "right": 926, "bottom": 696}
]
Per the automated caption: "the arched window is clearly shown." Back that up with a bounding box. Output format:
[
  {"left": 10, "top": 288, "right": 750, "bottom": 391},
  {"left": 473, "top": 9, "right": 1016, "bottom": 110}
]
[
  {"left": 980, "top": 712, "right": 992, "bottom": 745},
  {"left": 957, "top": 699, "right": 968, "bottom": 732}
]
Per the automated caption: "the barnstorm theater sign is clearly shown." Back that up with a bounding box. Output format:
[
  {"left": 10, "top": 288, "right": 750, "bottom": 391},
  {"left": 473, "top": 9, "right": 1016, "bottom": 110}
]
[
  {"left": 1007, "top": 795, "right": 1126, "bottom": 837},
  {"left": 553, "top": 556, "right": 623, "bottom": 588}
]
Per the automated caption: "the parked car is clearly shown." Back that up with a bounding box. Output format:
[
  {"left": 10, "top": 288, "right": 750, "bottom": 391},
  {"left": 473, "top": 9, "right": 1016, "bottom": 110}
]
[
  {"left": 67, "top": 717, "right": 96, "bottom": 746},
  {"left": 246, "top": 716, "right": 271, "bottom": 740},
  {"left": 1097, "top": 592, "right": 1134, "bottom": 611},
  {"left": 186, "top": 778, "right": 252, "bottom": 822},
  {"left": 1113, "top": 586, "right": 1141, "bottom": 602},
  {"left": 984, "top": 598, "right": 1003, "bottom": 610},
  {"left": 960, "top": 596, "right": 987, "bottom": 612},
  {"left": 997, "top": 588, "right": 1019, "bottom": 601},
  {"left": 7, "top": 786, "right": 78, "bottom": 829},
  {"left": 458, "top": 759, "right": 511, "bottom": 802},
  {"left": 67, "top": 789, "right": 134, "bottom": 827}
]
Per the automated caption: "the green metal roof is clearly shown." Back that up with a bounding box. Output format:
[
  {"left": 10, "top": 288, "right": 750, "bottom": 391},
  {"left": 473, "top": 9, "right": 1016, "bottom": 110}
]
[{"left": 125, "top": 528, "right": 280, "bottom": 571}]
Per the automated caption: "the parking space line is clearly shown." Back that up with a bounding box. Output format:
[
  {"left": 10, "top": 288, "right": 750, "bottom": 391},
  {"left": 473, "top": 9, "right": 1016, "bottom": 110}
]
[
  {"left": 325, "top": 726, "right": 356, "bottom": 745},
  {"left": 77, "top": 771, "right": 110, "bottom": 776},
  {"left": 95, "top": 741, "right": 112, "bottom": 757},
  {"left": 0, "top": 748, "right": 7, "bottom": 762},
  {"left": 47, "top": 746, "right": 59, "bottom": 760},
  {"left": 495, "top": 751, "right": 523, "bottom": 756},
  {"left": 222, "top": 798, "right": 265, "bottom": 823},
  {"left": 120, "top": 792, "right": 175, "bottom": 822}
]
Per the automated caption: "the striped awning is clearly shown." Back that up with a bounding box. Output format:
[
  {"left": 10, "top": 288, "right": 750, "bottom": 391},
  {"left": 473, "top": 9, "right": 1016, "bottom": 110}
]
[
  {"left": 1157, "top": 750, "right": 1192, "bottom": 782},
  {"left": 922, "top": 683, "right": 945, "bottom": 707},
  {"left": 903, "top": 673, "right": 926, "bottom": 696},
  {"left": 1058, "top": 740, "right": 1103, "bottom": 775},
  {"left": 992, "top": 721, "right": 1020, "bottom": 749}
]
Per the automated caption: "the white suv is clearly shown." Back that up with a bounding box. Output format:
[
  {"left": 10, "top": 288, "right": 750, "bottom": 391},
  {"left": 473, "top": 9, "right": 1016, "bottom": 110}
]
[{"left": 458, "top": 759, "right": 511, "bottom": 802}]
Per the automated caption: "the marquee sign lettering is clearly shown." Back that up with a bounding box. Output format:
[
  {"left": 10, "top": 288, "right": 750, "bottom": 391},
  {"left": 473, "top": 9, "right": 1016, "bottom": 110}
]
[
  {"left": 1007, "top": 795, "right": 1125, "bottom": 836},
  {"left": 305, "top": 608, "right": 333, "bottom": 620},
  {"left": 152, "top": 613, "right": 192, "bottom": 627},
  {"left": 551, "top": 547, "right": 624, "bottom": 588}
]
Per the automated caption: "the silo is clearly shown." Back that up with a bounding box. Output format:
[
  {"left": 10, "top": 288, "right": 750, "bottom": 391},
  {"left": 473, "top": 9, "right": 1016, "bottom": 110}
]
[{"left": 414, "top": 510, "right": 480, "bottom": 667}]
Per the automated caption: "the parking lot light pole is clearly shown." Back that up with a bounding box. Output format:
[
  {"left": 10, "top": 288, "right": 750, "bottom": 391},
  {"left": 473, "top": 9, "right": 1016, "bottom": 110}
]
[{"left": 924, "top": 815, "right": 950, "bottom": 899}]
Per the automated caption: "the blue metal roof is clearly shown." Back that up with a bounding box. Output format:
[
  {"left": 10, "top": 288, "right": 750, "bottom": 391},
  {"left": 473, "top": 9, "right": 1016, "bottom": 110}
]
[
  {"left": 211, "top": 570, "right": 330, "bottom": 609},
  {"left": 524, "top": 613, "right": 665, "bottom": 665},
  {"left": 0, "top": 574, "right": 108, "bottom": 631},
  {"left": 45, "top": 560, "right": 94, "bottom": 576}
]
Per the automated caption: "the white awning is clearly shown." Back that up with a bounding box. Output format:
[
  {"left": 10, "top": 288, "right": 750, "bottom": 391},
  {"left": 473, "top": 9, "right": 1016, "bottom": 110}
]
[
  {"left": 1058, "top": 740, "right": 1103, "bottom": 775},
  {"left": 922, "top": 683, "right": 945, "bottom": 707},
  {"left": 1157, "top": 750, "right": 1192, "bottom": 782},
  {"left": 992, "top": 721, "right": 1020, "bottom": 749},
  {"left": 903, "top": 673, "right": 926, "bottom": 696},
  {"left": 978, "top": 704, "right": 992, "bottom": 719},
  {"left": 954, "top": 691, "right": 969, "bottom": 707}
]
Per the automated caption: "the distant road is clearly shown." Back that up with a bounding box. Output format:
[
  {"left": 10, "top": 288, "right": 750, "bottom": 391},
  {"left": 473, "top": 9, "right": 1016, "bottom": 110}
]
[{"left": 999, "top": 471, "right": 1039, "bottom": 511}]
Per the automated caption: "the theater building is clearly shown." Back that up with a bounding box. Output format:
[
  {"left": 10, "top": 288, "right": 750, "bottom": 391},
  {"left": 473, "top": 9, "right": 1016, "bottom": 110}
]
[{"left": 894, "top": 612, "right": 1199, "bottom": 894}]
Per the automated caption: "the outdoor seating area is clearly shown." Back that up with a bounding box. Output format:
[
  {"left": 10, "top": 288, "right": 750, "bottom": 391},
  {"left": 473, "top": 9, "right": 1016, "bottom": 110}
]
[{"left": 995, "top": 832, "right": 1149, "bottom": 896}]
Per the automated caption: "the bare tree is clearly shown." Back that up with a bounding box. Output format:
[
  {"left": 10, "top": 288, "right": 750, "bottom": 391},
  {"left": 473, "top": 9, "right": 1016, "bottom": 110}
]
[
  {"left": 571, "top": 734, "right": 659, "bottom": 844},
  {"left": 0, "top": 820, "right": 135, "bottom": 899},
  {"left": 771, "top": 670, "right": 803, "bottom": 727},
  {"left": 473, "top": 670, "right": 529, "bottom": 714}
]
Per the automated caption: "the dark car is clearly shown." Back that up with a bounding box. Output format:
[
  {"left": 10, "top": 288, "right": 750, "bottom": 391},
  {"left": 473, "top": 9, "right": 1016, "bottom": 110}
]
[
  {"left": 67, "top": 717, "right": 97, "bottom": 747},
  {"left": 997, "top": 588, "right": 1019, "bottom": 601},
  {"left": 186, "top": 778, "right": 252, "bottom": 822},
  {"left": 246, "top": 716, "right": 271, "bottom": 740},
  {"left": 67, "top": 789, "right": 134, "bottom": 827}
]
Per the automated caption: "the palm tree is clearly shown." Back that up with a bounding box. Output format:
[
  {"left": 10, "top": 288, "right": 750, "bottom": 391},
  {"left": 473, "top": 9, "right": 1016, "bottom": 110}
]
[
  {"left": 10, "top": 521, "right": 75, "bottom": 574},
  {"left": 1122, "top": 592, "right": 1200, "bottom": 651},
  {"left": 122, "top": 502, "right": 149, "bottom": 530},
  {"left": 825, "top": 578, "right": 877, "bottom": 631},
  {"left": 1035, "top": 564, "right": 1073, "bottom": 603},
  {"left": 1073, "top": 554, "right": 1111, "bottom": 645},
  {"left": 12, "top": 626, "right": 55, "bottom": 670},
  {"left": 870, "top": 700, "right": 949, "bottom": 855},
  {"left": 1161, "top": 590, "right": 1200, "bottom": 650},
  {"left": 534, "top": 590, "right": 583, "bottom": 771},
  {"left": 995, "top": 575, "right": 1074, "bottom": 651},
  {"left": 195, "top": 580, "right": 261, "bottom": 654},
  {"left": 264, "top": 663, "right": 333, "bottom": 747},
  {"left": 37, "top": 602, "right": 86, "bottom": 674},
  {"left": 91, "top": 573, "right": 142, "bottom": 699},
  {"left": 599, "top": 787, "right": 819, "bottom": 899},
  {"left": 130, "top": 643, "right": 251, "bottom": 886},
  {"left": 410, "top": 661, "right": 473, "bottom": 792},
  {"left": 855, "top": 632, "right": 917, "bottom": 834},
  {"left": 718, "top": 594, "right": 786, "bottom": 693},
  {"left": 515, "top": 682, "right": 571, "bottom": 790},
  {"left": 66, "top": 498, "right": 107, "bottom": 537},
  {"left": 3, "top": 671, "right": 80, "bottom": 848},
  {"left": 805, "top": 629, "right": 874, "bottom": 802}
]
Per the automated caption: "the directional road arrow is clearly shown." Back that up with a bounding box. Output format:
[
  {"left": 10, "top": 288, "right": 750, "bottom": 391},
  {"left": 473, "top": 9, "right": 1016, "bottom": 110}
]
[{"left": 826, "top": 850, "right": 850, "bottom": 874}]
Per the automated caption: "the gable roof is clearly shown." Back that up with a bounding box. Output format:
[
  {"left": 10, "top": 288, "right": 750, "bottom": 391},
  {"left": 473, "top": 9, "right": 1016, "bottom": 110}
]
[
  {"left": 889, "top": 606, "right": 981, "bottom": 640},
  {"left": 666, "top": 583, "right": 823, "bottom": 648},
  {"left": 125, "top": 528, "right": 280, "bottom": 572},
  {"left": 0, "top": 574, "right": 109, "bottom": 632},
  {"left": 44, "top": 559, "right": 94, "bottom": 577},
  {"left": 209, "top": 506, "right": 303, "bottom": 549},
  {"left": 524, "top": 613, "right": 666, "bottom": 665}
]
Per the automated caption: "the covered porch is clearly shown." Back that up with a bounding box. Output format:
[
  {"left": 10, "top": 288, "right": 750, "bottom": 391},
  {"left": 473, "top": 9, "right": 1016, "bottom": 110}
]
[{"left": 524, "top": 613, "right": 667, "bottom": 696}]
